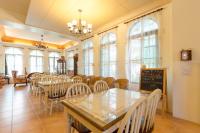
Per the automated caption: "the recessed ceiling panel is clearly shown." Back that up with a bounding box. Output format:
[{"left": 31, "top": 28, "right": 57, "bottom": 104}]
[{"left": 25, "top": 0, "right": 158, "bottom": 35}]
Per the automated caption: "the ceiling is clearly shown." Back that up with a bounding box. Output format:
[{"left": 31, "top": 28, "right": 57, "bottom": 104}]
[
  {"left": 0, "top": 0, "right": 160, "bottom": 44},
  {"left": 0, "top": 20, "right": 77, "bottom": 45},
  {"left": 0, "top": 0, "right": 30, "bottom": 16},
  {"left": 25, "top": 0, "right": 157, "bottom": 34}
]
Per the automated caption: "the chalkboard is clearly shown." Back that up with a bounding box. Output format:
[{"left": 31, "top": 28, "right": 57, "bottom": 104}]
[{"left": 140, "top": 68, "right": 166, "bottom": 94}]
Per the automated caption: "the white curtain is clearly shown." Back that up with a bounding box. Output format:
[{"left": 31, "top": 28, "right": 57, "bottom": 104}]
[
  {"left": 30, "top": 50, "right": 44, "bottom": 73},
  {"left": 99, "top": 28, "right": 117, "bottom": 77},
  {"left": 5, "top": 47, "right": 23, "bottom": 76},
  {"left": 67, "top": 51, "right": 74, "bottom": 71},
  {"left": 49, "top": 52, "right": 60, "bottom": 73},
  {"left": 83, "top": 40, "right": 94, "bottom": 76}
]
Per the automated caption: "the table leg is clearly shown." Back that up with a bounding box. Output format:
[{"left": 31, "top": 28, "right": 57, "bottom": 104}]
[{"left": 66, "top": 113, "right": 72, "bottom": 133}]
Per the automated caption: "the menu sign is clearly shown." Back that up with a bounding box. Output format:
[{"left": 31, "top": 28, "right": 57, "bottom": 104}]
[{"left": 140, "top": 68, "right": 166, "bottom": 93}]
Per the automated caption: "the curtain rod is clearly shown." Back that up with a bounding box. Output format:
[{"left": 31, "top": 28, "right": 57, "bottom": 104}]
[
  {"left": 124, "top": 8, "right": 163, "bottom": 24},
  {"left": 97, "top": 26, "right": 118, "bottom": 35},
  {"left": 81, "top": 35, "right": 94, "bottom": 41}
]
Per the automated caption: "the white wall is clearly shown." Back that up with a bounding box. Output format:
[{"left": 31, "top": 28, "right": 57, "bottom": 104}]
[{"left": 172, "top": 0, "right": 200, "bottom": 124}]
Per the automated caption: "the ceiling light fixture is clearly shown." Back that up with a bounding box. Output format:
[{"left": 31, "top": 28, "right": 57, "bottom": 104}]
[
  {"left": 33, "top": 34, "right": 48, "bottom": 49},
  {"left": 67, "top": 9, "right": 92, "bottom": 35}
]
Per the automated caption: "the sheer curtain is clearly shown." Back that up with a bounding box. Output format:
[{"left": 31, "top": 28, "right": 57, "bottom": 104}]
[
  {"left": 5, "top": 47, "right": 23, "bottom": 76},
  {"left": 30, "top": 50, "right": 44, "bottom": 72},
  {"left": 126, "top": 10, "right": 163, "bottom": 84},
  {"left": 100, "top": 31, "right": 117, "bottom": 77},
  {"left": 66, "top": 50, "right": 74, "bottom": 71},
  {"left": 83, "top": 40, "right": 93, "bottom": 75},
  {"left": 49, "top": 52, "right": 60, "bottom": 73}
]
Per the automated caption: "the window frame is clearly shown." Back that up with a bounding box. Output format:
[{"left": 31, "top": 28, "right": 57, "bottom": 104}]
[{"left": 127, "top": 18, "right": 160, "bottom": 83}]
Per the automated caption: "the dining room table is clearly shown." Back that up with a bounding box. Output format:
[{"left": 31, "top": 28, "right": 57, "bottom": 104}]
[{"left": 62, "top": 88, "right": 148, "bottom": 133}]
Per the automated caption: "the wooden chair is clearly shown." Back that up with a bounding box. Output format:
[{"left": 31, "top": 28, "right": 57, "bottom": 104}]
[
  {"left": 12, "top": 70, "right": 27, "bottom": 87},
  {"left": 93, "top": 80, "right": 109, "bottom": 93},
  {"left": 141, "top": 89, "right": 162, "bottom": 133},
  {"left": 71, "top": 76, "right": 82, "bottom": 84},
  {"left": 115, "top": 79, "right": 129, "bottom": 89},
  {"left": 47, "top": 79, "right": 68, "bottom": 115},
  {"left": 66, "top": 83, "right": 92, "bottom": 133},
  {"left": 103, "top": 77, "right": 115, "bottom": 88},
  {"left": 31, "top": 76, "right": 42, "bottom": 96},
  {"left": 0, "top": 76, "right": 5, "bottom": 89},
  {"left": 117, "top": 97, "right": 146, "bottom": 133},
  {"left": 66, "top": 83, "right": 92, "bottom": 98}
]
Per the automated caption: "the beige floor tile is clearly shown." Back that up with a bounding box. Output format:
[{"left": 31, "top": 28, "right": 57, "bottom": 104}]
[{"left": 0, "top": 84, "right": 200, "bottom": 133}]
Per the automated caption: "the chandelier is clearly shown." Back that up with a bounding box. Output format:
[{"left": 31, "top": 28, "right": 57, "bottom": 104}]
[
  {"left": 67, "top": 9, "right": 92, "bottom": 35},
  {"left": 33, "top": 34, "right": 48, "bottom": 49}
]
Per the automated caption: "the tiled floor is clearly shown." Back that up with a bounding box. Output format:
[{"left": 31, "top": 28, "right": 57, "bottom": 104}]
[{"left": 0, "top": 84, "right": 200, "bottom": 133}]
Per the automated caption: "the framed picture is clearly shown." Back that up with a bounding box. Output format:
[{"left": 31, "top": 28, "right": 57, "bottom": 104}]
[{"left": 181, "top": 50, "right": 192, "bottom": 61}]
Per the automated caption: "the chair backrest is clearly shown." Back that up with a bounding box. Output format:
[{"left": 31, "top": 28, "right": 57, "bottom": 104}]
[
  {"left": 71, "top": 76, "right": 82, "bottom": 84},
  {"left": 48, "top": 79, "right": 67, "bottom": 98},
  {"left": 93, "top": 80, "right": 109, "bottom": 93},
  {"left": 115, "top": 79, "right": 129, "bottom": 89},
  {"left": 142, "top": 89, "right": 162, "bottom": 133},
  {"left": 12, "top": 70, "right": 17, "bottom": 78},
  {"left": 103, "top": 77, "right": 115, "bottom": 88},
  {"left": 117, "top": 97, "right": 146, "bottom": 133},
  {"left": 58, "top": 75, "right": 69, "bottom": 80},
  {"left": 66, "top": 83, "right": 92, "bottom": 98}
]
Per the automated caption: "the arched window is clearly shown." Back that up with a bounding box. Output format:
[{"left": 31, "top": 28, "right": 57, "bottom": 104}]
[
  {"left": 5, "top": 47, "right": 23, "bottom": 76},
  {"left": 127, "top": 18, "right": 159, "bottom": 83},
  {"left": 30, "top": 50, "right": 44, "bottom": 72},
  {"left": 100, "top": 32, "right": 117, "bottom": 77},
  {"left": 83, "top": 40, "right": 93, "bottom": 75},
  {"left": 49, "top": 52, "right": 60, "bottom": 73}
]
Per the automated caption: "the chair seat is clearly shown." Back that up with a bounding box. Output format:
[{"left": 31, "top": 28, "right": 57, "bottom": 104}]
[{"left": 48, "top": 92, "right": 66, "bottom": 99}]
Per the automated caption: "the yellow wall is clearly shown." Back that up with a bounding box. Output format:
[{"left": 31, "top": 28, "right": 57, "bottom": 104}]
[{"left": 172, "top": 0, "right": 200, "bottom": 124}]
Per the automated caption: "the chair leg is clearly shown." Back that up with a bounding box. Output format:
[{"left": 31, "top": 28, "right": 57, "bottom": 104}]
[
  {"left": 14, "top": 83, "right": 16, "bottom": 87},
  {"left": 50, "top": 102, "right": 54, "bottom": 115},
  {"left": 71, "top": 127, "right": 75, "bottom": 133}
]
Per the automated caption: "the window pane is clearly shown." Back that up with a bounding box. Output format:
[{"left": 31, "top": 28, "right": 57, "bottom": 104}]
[
  {"left": 143, "top": 19, "right": 158, "bottom": 32},
  {"left": 130, "top": 21, "right": 142, "bottom": 36}
]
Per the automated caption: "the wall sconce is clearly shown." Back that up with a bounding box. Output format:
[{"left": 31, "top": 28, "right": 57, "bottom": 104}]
[{"left": 181, "top": 49, "right": 192, "bottom": 61}]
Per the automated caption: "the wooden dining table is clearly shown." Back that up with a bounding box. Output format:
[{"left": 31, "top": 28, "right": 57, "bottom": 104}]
[{"left": 62, "top": 88, "right": 147, "bottom": 133}]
